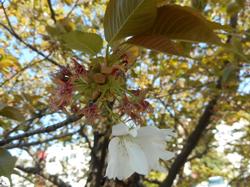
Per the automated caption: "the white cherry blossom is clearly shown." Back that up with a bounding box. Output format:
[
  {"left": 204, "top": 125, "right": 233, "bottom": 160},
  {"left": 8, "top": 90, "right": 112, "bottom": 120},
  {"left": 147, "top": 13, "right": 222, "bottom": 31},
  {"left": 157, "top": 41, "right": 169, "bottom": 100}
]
[{"left": 105, "top": 124, "right": 176, "bottom": 180}]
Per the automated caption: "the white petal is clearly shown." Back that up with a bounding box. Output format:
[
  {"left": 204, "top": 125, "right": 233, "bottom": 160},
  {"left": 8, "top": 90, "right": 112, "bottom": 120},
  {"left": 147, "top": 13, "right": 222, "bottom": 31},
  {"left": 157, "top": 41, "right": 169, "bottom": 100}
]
[
  {"left": 124, "top": 139, "right": 149, "bottom": 175},
  {"left": 138, "top": 126, "right": 175, "bottom": 142},
  {"left": 160, "top": 129, "right": 177, "bottom": 140},
  {"left": 105, "top": 137, "right": 119, "bottom": 179},
  {"left": 116, "top": 147, "right": 134, "bottom": 180},
  {"left": 137, "top": 126, "right": 159, "bottom": 137},
  {"left": 105, "top": 137, "right": 134, "bottom": 180},
  {"left": 107, "top": 125, "right": 176, "bottom": 180},
  {"left": 112, "top": 124, "right": 129, "bottom": 136},
  {"left": 136, "top": 140, "right": 159, "bottom": 169},
  {"left": 135, "top": 126, "right": 176, "bottom": 172}
]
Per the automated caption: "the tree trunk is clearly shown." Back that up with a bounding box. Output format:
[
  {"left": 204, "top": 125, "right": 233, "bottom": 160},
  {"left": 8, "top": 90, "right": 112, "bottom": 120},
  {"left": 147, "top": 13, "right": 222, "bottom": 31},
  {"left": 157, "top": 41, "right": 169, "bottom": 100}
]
[{"left": 85, "top": 129, "right": 110, "bottom": 187}]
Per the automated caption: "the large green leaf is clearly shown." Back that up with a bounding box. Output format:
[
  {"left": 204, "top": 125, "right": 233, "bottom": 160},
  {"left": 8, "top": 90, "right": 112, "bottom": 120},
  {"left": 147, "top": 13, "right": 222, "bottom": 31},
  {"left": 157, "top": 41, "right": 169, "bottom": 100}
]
[
  {"left": 0, "top": 149, "right": 17, "bottom": 178},
  {"left": 0, "top": 106, "right": 25, "bottom": 122},
  {"left": 61, "top": 31, "right": 103, "bottom": 55},
  {"left": 127, "top": 35, "right": 184, "bottom": 56},
  {"left": 150, "top": 5, "right": 222, "bottom": 44},
  {"left": 104, "top": 0, "right": 157, "bottom": 43}
]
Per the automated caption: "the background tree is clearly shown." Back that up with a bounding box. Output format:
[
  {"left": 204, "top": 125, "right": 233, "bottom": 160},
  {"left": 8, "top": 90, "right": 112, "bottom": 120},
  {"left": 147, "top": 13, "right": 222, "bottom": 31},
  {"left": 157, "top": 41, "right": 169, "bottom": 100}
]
[{"left": 0, "top": 0, "right": 249, "bottom": 187}]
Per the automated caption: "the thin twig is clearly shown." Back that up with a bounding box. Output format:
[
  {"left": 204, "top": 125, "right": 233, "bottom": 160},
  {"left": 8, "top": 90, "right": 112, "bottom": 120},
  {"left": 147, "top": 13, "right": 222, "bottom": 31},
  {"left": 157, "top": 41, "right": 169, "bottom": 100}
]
[
  {"left": 79, "top": 125, "right": 92, "bottom": 149},
  {"left": 0, "top": 22, "right": 61, "bottom": 67},
  {"left": 65, "top": 0, "right": 81, "bottom": 18},
  {"left": 0, "top": 3, "right": 62, "bottom": 67},
  {"left": 47, "top": 0, "right": 57, "bottom": 23},
  {"left": 4, "top": 108, "right": 49, "bottom": 138}
]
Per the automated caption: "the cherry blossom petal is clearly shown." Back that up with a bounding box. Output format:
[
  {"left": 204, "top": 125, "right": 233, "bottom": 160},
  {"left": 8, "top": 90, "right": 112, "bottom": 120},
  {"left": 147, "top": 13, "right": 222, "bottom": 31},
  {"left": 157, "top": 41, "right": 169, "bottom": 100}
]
[
  {"left": 105, "top": 137, "right": 134, "bottom": 180},
  {"left": 125, "top": 139, "right": 149, "bottom": 175},
  {"left": 106, "top": 124, "right": 175, "bottom": 180}
]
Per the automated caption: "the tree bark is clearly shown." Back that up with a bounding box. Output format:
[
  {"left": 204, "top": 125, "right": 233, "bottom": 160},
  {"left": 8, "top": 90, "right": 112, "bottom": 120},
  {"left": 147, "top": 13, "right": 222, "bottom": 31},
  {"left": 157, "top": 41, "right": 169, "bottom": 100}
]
[
  {"left": 85, "top": 129, "right": 110, "bottom": 187},
  {"left": 160, "top": 97, "right": 218, "bottom": 187}
]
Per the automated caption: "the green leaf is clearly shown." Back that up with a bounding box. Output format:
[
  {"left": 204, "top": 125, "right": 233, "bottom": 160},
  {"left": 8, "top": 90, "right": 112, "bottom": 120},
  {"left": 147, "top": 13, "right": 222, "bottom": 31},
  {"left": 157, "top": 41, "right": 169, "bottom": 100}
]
[
  {"left": 127, "top": 35, "right": 184, "bottom": 56},
  {"left": 61, "top": 31, "right": 103, "bottom": 55},
  {"left": 0, "top": 106, "right": 25, "bottom": 122},
  {"left": 46, "top": 25, "right": 64, "bottom": 38},
  {"left": 104, "top": 0, "right": 157, "bottom": 43},
  {"left": 150, "top": 5, "right": 222, "bottom": 44},
  {"left": 46, "top": 19, "right": 76, "bottom": 38},
  {"left": 0, "top": 149, "right": 17, "bottom": 178}
]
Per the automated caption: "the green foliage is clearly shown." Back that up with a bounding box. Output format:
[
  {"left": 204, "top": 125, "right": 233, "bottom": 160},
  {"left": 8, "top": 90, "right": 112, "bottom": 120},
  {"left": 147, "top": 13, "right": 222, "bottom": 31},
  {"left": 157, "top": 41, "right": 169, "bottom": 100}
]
[
  {"left": 127, "top": 35, "right": 184, "bottom": 56},
  {"left": 104, "top": 2, "right": 225, "bottom": 55},
  {"left": 0, "top": 104, "right": 25, "bottom": 122},
  {"left": 46, "top": 25, "right": 65, "bottom": 38},
  {"left": 0, "top": 149, "right": 17, "bottom": 179},
  {"left": 104, "top": 0, "right": 157, "bottom": 43},
  {"left": 46, "top": 25, "right": 103, "bottom": 55},
  {"left": 61, "top": 31, "right": 103, "bottom": 55},
  {"left": 149, "top": 5, "right": 221, "bottom": 44}
]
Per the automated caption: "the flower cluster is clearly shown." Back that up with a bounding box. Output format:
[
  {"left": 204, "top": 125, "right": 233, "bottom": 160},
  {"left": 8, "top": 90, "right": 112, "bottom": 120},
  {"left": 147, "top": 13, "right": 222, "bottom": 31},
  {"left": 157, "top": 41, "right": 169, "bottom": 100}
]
[
  {"left": 50, "top": 57, "right": 125, "bottom": 122},
  {"left": 105, "top": 124, "right": 176, "bottom": 180},
  {"left": 51, "top": 53, "right": 152, "bottom": 125}
]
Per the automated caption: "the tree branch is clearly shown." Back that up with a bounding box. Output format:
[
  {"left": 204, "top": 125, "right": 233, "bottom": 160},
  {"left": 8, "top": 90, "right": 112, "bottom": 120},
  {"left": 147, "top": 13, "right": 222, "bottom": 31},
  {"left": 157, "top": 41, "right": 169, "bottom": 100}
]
[
  {"left": 5, "top": 129, "right": 79, "bottom": 149},
  {"left": 65, "top": 0, "right": 81, "bottom": 18},
  {"left": 160, "top": 97, "right": 219, "bottom": 187},
  {"left": 4, "top": 108, "right": 49, "bottom": 138},
  {"left": 79, "top": 125, "right": 92, "bottom": 149},
  {"left": 16, "top": 165, "right": 71, "bottom": 187},
  {"left": 47, "top": 0, "right": 57, "bottom": 23},
  {"left": 0, "top": 114, "right": 83, "bottom": 147},
  {"left": 159, "top": 100, "right": 189, "bottom": 136},
  {"left": 0, "top": 2, "right": 62, "bottom": 68}
]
